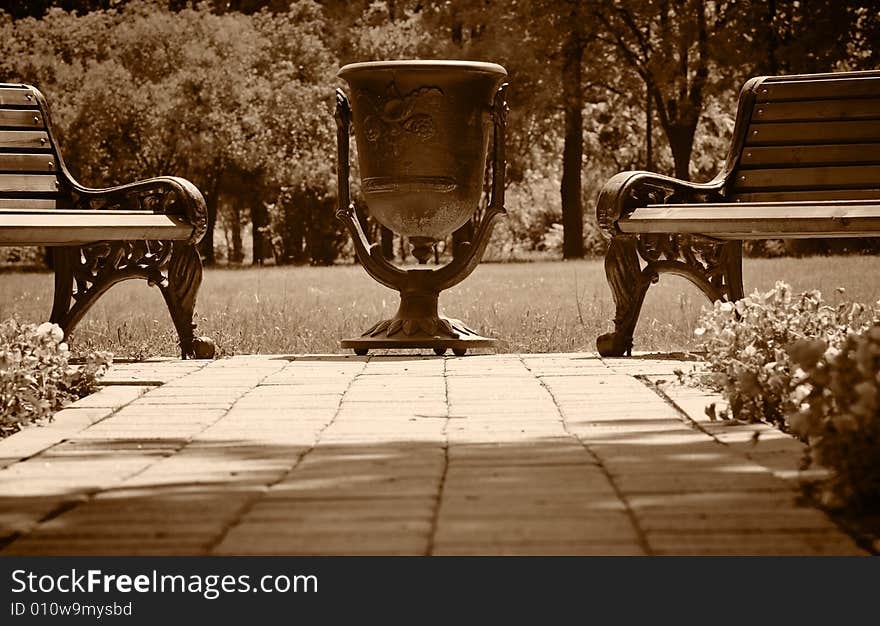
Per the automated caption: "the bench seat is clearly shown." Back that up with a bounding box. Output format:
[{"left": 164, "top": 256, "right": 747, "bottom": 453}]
[
  {"left": 619, "top": 200, "right": 880, "bottom": 239},
  {"left": 0, "top": 209, "right": 193, "bottom": 246}
]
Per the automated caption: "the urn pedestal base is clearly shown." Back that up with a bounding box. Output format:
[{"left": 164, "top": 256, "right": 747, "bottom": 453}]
[
  {"left": 340, "top": 290, "right": 496, "bottom": 356},
  {"left": 341, "top": 322, "right": 496, "bottom": 356},
  {"left": 340, "top": 317, "right": 498, "bottom": 356}
]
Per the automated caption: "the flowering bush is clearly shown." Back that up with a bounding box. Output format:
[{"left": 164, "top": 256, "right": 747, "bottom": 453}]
[
  {"left": 692, "top": 282, "right": 879, "bottom": 425},
  {"left": 787, "top": 327, "right": 880, "bottom": 511},
  {"left": 688, "top": 283, "right": 880, "bottom": 511},
  {"left": 0, "top": 319, "right": 112, "bottom": 436}
]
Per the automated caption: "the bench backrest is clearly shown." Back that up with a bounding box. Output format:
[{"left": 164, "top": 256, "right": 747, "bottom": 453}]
[
  {"left": 730, "top": 71, "right": 880, "bottom": 203},
  {"left": 0, "top": 83, "right": 72, "bottom": 212}
]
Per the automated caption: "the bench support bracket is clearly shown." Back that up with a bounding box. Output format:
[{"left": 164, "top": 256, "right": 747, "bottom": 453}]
[
  {"left": 49, "top": 240, "right": 214, "bottom": 359},
  {"left": 597, "top": 234, "right": 743, "bottom": 357}
]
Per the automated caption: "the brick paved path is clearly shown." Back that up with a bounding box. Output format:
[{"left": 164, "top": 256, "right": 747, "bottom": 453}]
[{"left": 0, "top": 354, "right": 868, "bottom": 555}]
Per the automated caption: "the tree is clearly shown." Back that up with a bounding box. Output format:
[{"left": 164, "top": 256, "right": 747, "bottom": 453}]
[
  {"left": 594, "top": 0, "right": 879, "bottom": 182},
  {"left": 559, "top": 1, "right": 589, "bottom": 258},
  {"left": 593, "top": 0, "right": 737, "bottom": 181}
]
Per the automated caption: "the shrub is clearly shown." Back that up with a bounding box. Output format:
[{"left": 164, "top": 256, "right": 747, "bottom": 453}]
[
  {"left": 688, "top": 283, "right": 880, "bottom": 511},
  {"left": 692, "top": 282, "right": 879, "bottom": 425},
  {"left": 0, "top": 246, "right": 47, "bottom": 267},
  {"left": 0, "top": 319, "right": 112, "bottom": 437},
  {"left": 787, "top": 327, "right": 880, "bottom": 511}
]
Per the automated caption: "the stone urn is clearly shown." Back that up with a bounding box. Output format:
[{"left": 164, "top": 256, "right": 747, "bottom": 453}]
[{"left": 335, "top": 60, "right": 508, "bottom": 356}]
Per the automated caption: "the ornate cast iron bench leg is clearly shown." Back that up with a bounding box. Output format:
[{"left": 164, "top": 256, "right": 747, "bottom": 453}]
[
  {"left": 596, "top": 236, "right": 651, "bottom": 357},
  {"left": 48, "top": 240, "right": 214, "bottom": 359},
  {"left": 161, "top": 243, "right": 214, "bottom": 359},
  {"left": 597, "top": 234, "right": 744, "bottom": 358}
]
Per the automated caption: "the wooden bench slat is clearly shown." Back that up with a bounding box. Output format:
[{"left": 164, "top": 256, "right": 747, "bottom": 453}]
[
  {"left": 745, "top": 120, "right": 880, "bottom": 145},
  {"left": 0, "top": 212, "right": 192, "bottom": 246},
  {"left": 0, "top": 110, "right": 45, "bottom": 129},
  {"left": 620, "top": 201, "right": 880, "bottom": 239},
  {"left": 0, "top": 153, "right": 56, "bottom": 173},
  {"left": 730, "top": 189, "right": 880, "bottom": 203},
  {"left": 645, "top": 199, "right": 880, "bottom": 211},
  {"left": 0, "top": 208, "right": 153, "bottom": 215},
  {"left": 733, "top": 164, "right": 880, "bottom": 190},
  {"left": 758, "top": 76, "right": 880, "bottom": 102},
  {"left": 0, "top": 197, "right": 72, "bottom": 210},
  {"left": 0, "top": 86, "right": 38, "bottom": 107},
  {"left": 0, "top": 130, "right": 52, "bottom": 150},
  {"left": 0, "top": 174, "right": 59, "bottom": 193},
  {"left": 740, "top": 143, "right": 880, "bottom": 167},
  {"left": 752, "top": 98, "right": 880, "bottom": 122}
]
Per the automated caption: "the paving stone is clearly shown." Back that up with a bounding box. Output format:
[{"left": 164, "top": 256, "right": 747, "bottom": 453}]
[
  {"left": 626, "top": 490, "right": 812, "bottom": 512},
  {"left": 3, "top": 537, "right": 213, "bottom": 556},
  {"left": 214, "top": 535, "right": 426, "bottom": 556},
  {"left": 432, "top": 543, "right": 646, "bottom": 556},
  {"left": 0, "top": 429, "right": 79, "bottom": 469},
  {"left": 268, "top": 475, "right": 440, "bottom": 499},
  {"left": 0, "top": 496, "right": 85, "bottom": 541},
  {"left": 68, "top": 385, "right": 153, "bottom": 408},
  {"left": 647, "top": 531, "right": 866, "bottom": 555},
  {"left": 636, "top": 508, "right": 840, "bottom": 533},
  {"left": 241, "top": 497, "right": 435, "bottom": 522},
  {"left": 438, "top": 494, "right": 627, "bottom": 517},
  {"left": 608, "top": 469, "right": 792, "bottom": 494}
]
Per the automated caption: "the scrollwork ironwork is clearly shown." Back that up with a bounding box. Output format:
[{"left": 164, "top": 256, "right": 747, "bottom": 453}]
[
  {"left": 69, "top": 177, "right": 207, "bottom": 246},
  {"left": 596, "top": 232, "right": 743, "bottom": 357},
  {"left": 50, "top": 238, "right": 210, "bottom": 359}
]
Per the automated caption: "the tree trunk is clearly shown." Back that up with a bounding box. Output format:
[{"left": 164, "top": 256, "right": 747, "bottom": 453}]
[
  {"left": 561, "top": 22, "right": 585, "bottom": 259},
  {"left": 251, "top": 201, "right": 267, "bottom": 265},
  {"left": 290, "top": 208, "right": 306, "bottom": 264},
  {"left": 766, "top": 0, "right": 779, "bottom": 75},
  {"left": 198, "top": 176, "right": 221, "bottom": 265},
  {"left": 646, "top": 83, "right": 653, "bottom": 171},
  {"left": 229, "top": 201, "right": 243, "bottom": 264},
  {"left": 667, "top": 124, "right": 695, "bottom": 181},
  {"left": 380, "top": 225, "right": 394, "bottom": 259}
]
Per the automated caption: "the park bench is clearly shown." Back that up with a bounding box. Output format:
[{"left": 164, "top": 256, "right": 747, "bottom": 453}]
[
  {"left": 0, "top": 83, "right": 213, "bottom": 358},
  {"left": 595, "top": 69, "right": 880, "bottom": 357}
]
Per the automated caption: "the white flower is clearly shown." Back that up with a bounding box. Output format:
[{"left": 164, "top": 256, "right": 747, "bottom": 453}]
[
  {"left": 792, "top": 383, "right": 812, "bottom": 404},
  {"left": 719, "top": 302, "right": 735, "bottom": 313},
  {"left": 694, "top": 328, "right": 706, "bottom": 337},
  {"left": 36, "top": 322, "right": 64, "bottom": 343}
]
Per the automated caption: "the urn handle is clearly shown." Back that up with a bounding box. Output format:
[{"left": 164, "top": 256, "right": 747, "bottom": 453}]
[
  {"left": 428, "top": 83, "right": 509, "bottom": 292},
  {"left": 334, "top": 88, "right": 406, "bottom": 289},
  {"left": 489, "top": 82, "right": 509, "bottom": 213}
]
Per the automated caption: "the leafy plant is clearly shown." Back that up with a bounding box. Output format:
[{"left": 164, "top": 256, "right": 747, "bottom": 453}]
[
  {"left": 691, "top": 282, "right": 879, "bottom": 425},
  {"left": 0, "top": 319, "right": 112, "bottom": 437},
  {"left": 787, "top": 327, "right": 880, "bottom": 510},
  {"left": 687, "top": 282, "right": 880, "bottom": 511}
]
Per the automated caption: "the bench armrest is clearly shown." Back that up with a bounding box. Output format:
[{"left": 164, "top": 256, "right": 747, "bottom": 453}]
[
  {"left": 595, "top": 171, "right": 727, "bottom": 237},
  {"left": 67, "top": 177, "right": 208, "bottom": 245},
  {"left": 22, "top": 84, "right": 208, "bottom": 246}
]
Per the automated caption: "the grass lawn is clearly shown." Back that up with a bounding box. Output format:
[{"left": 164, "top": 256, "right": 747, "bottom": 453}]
[{"left": 2, "top": 255, "right": 879, "bottom": 358}]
